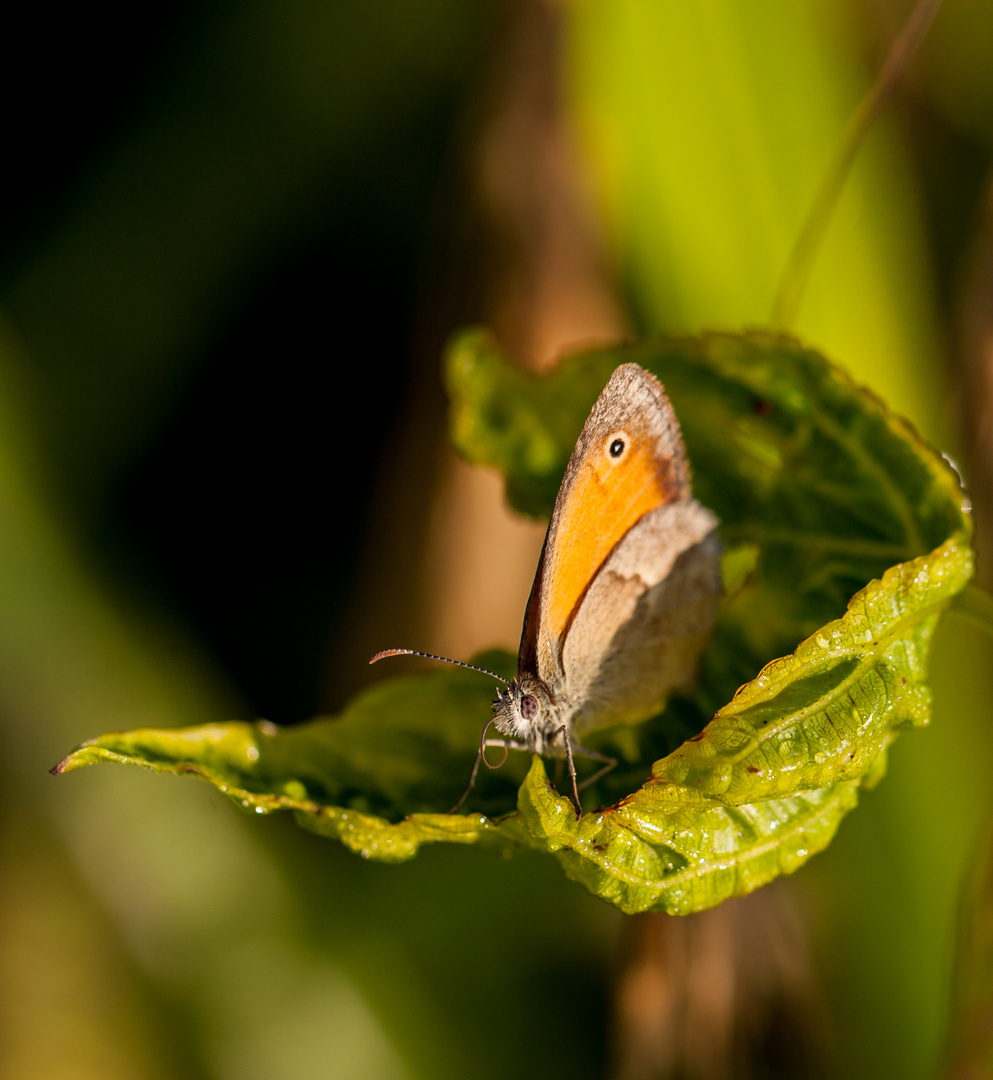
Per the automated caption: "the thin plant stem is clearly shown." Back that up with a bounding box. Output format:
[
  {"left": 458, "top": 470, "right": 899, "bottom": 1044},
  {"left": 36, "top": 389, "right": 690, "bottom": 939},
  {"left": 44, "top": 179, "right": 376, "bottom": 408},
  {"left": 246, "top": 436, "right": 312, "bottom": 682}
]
[
  {"left": 949, "top": 582, "right": 993, "bottom": 641},
  {"left": 770, "top": 0, "right": 945, "bottom": 329}
]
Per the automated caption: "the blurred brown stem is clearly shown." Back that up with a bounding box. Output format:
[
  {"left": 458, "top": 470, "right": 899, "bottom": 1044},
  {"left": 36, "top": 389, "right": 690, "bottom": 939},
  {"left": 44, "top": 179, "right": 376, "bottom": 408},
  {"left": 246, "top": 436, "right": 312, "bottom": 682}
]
[
  {"left": 941, "top": 165, "right": 993, "bottom": 1080},
  {"left": 956, "top": 170, "right": 993, "bottom": 586},
  {"left": 328, "top": 0, "right": 627, "bottom": 691},
  {"left": 338, "top": 5, "right": 836, "bottom": 1075},
  {"left": 611, "top": 886, "right": 829, "bottom": 1080}
]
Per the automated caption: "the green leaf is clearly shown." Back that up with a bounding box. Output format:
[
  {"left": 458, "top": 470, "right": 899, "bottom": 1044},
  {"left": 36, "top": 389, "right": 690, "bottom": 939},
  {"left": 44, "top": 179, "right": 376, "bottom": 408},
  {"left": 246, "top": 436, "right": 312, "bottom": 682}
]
[
  {"left": 446, "top": 328, "right": 970, "bottom": 717},
  {"left": 55, "top": 332, "right": 973, "bottom": 914}
]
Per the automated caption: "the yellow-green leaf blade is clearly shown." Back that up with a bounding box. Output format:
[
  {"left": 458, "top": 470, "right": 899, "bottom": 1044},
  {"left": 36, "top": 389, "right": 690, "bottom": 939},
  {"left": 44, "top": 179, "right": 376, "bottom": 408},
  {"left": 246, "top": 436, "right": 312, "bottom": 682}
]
[{"left": 56, "top": 331, "right": 975, "bottom": 915}]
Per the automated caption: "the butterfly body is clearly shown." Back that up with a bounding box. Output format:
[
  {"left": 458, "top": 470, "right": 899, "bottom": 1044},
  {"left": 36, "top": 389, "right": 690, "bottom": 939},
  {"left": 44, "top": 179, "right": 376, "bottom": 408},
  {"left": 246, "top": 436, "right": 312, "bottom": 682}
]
[
  {"left": 372, "top": 361, "right": 721, "bottom": 812},
  {"left": 490, "top": 363, "right": 722, "bottom": 771}
]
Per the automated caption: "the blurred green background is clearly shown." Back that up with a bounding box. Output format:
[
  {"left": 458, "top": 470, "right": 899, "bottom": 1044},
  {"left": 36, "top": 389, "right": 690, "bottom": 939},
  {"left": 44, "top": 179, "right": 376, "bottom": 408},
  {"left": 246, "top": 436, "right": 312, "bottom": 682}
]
[{"left": 2, "top": 1, "right": 993, "bottom": 1077}]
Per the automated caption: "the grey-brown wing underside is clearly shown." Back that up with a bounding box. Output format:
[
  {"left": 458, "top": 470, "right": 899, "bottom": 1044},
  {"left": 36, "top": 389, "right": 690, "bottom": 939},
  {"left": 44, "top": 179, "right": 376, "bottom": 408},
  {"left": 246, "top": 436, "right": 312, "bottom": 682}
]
[{"left": 562, "top": 498, "right": 722, "bottom": 735}]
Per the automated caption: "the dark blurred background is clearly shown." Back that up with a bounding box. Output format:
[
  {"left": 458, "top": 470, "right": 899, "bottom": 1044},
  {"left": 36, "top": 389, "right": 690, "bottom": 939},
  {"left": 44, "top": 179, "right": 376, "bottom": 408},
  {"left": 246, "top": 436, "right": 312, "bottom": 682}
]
[{"left": 2, "top": 1, "right": 993, "bottom": 1078}]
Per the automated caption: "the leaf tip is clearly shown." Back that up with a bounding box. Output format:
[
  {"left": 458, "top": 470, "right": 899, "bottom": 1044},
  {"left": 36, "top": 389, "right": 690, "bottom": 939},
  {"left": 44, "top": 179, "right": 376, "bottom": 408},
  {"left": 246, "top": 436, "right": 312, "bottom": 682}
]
[
  {"left": 49, "top": 753, "right": 75, "bottom": 776},
  {"left": 50, "top": 739, "right": 107, "bottom": 776}
]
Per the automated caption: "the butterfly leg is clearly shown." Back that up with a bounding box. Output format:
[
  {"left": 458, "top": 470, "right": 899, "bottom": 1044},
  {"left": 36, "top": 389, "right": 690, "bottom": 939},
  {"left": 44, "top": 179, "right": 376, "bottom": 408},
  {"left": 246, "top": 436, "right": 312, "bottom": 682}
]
[
  {"left": 449, "top": 719, "right": 526, "bottom": 813},
  {"left": 558, "top": 726, "right": 582, "bottom": 816},
  {"left": 572, "top": 744, "right": 618, "bottom": 793}
]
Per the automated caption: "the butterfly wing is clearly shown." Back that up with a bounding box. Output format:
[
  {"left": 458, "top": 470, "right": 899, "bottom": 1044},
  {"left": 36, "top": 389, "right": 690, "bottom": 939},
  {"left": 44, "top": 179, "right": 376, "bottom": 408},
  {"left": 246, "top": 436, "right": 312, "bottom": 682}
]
[
  {"left": 563, "top": 497, "right": 721, "bottom": 734},
  {"left": 519, "top": 363, "right": 702, "bottom": 702}
]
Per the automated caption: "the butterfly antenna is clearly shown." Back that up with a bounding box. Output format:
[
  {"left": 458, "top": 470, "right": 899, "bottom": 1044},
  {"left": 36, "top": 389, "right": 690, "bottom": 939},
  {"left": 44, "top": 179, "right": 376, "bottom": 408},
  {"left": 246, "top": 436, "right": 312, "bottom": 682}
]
[{"left": 369, "top": 649, "right": 510, "bottom": 686}]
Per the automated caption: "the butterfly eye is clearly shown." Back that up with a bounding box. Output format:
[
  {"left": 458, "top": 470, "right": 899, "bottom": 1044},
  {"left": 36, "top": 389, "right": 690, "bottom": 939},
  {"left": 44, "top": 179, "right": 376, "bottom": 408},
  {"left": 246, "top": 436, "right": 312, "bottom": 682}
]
[
  {"left": 608, "top": 436, "right": 626, "bottom": 459},
  {"left": 519, "top": 694, "right": 539, "bottom": 720}
]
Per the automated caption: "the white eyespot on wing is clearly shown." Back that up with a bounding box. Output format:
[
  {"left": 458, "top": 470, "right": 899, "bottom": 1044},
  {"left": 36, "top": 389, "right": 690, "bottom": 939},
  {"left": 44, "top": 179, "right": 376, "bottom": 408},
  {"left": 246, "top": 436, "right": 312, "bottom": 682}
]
[{"left": 604, "top": 430, "right": 630, "bottom": 463}]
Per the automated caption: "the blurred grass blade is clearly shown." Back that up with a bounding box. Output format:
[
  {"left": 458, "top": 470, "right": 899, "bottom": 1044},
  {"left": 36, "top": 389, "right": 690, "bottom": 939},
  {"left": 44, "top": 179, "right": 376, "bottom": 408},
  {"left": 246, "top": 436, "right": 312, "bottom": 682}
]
[
  {"left": 567, "top": 0, "right": 943, "bottom": 437},
  {"left": 771, "top": 0, "right": 946, "bottom": 327}
]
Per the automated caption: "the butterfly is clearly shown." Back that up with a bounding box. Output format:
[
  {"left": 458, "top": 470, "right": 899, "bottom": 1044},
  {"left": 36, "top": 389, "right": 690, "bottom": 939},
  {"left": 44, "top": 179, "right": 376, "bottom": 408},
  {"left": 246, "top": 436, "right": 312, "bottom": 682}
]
[{"left": 373, "top": 363, "right": 722, "bottom": 813}]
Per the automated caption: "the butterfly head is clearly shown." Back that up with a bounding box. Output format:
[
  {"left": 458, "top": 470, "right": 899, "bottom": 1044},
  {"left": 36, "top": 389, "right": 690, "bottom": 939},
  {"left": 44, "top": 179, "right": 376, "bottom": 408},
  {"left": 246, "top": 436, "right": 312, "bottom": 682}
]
[{"left": 492, "top": 674, "right": 557, "bottom": 748}]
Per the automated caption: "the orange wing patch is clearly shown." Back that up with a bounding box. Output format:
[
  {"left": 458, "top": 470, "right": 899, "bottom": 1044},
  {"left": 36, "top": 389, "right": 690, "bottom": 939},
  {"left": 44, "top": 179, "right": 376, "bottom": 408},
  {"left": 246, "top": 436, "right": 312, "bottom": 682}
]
[{"left": 542, "top": 432, "right": 676, "bottom": 654}]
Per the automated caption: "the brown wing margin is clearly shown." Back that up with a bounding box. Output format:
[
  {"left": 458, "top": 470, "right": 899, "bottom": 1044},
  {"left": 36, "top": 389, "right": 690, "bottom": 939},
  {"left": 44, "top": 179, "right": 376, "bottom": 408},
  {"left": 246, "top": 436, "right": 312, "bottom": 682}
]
[{"left": 517, "top": 525, "right": 548, "bottom": 676}]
